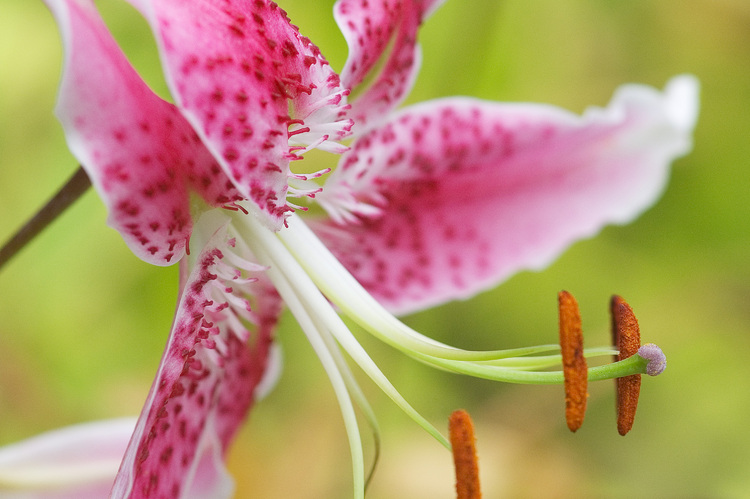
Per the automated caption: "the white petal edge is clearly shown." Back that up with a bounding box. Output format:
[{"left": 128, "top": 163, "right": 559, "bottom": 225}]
[{"left": 0, "top": 418, "right": 135, "bottom": 491}]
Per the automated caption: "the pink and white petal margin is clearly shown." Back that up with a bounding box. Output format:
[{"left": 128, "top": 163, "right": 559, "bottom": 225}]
[
  {"left": 314, "top": 76, "right": 699, "bottom": 315},
  {"left": 0, "top": 418, "right": 135, "bottom": 499}
]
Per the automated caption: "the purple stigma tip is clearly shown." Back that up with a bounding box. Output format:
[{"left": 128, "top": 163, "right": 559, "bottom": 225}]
[{"left": 638, "top": 343, "right": 666, "bottom": 376}]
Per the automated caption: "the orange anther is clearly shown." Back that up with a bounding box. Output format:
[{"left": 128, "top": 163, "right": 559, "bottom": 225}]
[
  {"left": 611, "top": 295, "right": 642, "bottom": 435},
  {"left": 449, "top": 409, "right": 481, "bottom": 499},
  {"left": 558, "top": 291, "right": 588, "bottom": 432}
]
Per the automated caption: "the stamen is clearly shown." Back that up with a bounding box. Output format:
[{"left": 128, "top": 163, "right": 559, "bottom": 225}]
[
  {"left": 245, "top": 234, "right": 370, "bottom": 499},
  {"left": 236, "top": 212, "right": 449, "bottom": 447},
  {"left": 449, "top": 410, "right": 481, "bottom": 499},
  {"left": 610, "top": 295, "right": 641, "bottom": 436},
  {"left": 558, "top": 291, "right": 588, "bottom": 432}
]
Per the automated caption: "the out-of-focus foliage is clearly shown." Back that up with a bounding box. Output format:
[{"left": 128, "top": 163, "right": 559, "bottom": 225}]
[{"left": 1, "top": 0, "right": 748, "bottom": 497}]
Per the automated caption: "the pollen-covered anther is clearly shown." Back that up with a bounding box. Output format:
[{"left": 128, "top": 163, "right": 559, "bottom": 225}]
[
  {"left": 611, "top": 295, "right": 642, "bottom": 436},
  {"left": 558, "top": 291, "right": 588, "bottom": 432},
  {"left": 449, "top": 409, "right": 482, "bottom": 499}
]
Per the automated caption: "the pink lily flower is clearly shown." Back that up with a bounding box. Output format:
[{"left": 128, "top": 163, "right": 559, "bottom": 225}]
[{"left": 5, "top": 0, "right": 697, "bottom": 496}]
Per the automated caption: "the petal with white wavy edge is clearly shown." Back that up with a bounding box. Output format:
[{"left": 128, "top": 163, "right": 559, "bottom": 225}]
[
  {"left": 122, "top": 0, "right": 350, "bottom": 229},
  {"left": 44, "top": 0, "right": 244, "bottom": 266},
  {"left": 111, "top": 213, "right": 281, "bottom": 498},
  {"left": 0, "top": 418, "right": 134, "bottom": 499},
  {"left": 314, "top": 76, "right": 699, "bottom": 316},
  {"left": 335, "top": 0, "right": 447, "bottom": 130}
]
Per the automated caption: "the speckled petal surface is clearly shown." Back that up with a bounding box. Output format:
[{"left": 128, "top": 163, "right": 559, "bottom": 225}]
[
  {"left": 111, "top": 223, "right": 281, "bottom": 498},
  {"left": 314, "top": 77, "right": 698, "bottom": 315},
  {"left": 123, "top": 0, "right": 348, "bottom": 228},
  {"left": 334, "top": 0, "right": 447, "bottom": 130},
  {"left": 45, "top": 0, "right": 243, "bottom": 266}
]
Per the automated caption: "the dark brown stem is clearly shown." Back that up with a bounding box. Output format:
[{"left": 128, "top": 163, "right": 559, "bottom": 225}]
[{"left": 0, "top": 166, "right": 91, "bottom": 271}]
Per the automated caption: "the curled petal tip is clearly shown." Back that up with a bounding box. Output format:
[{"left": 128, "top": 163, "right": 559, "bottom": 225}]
[{"left": 638, "top": 343, "right": 667, "bottom": 376}]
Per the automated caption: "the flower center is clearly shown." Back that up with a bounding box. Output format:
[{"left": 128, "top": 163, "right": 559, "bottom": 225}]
[{"left": 198, "top": 207, "right": 666, "bottom": 498}]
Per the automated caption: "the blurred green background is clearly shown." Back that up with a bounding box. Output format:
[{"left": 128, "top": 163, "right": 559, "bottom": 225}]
[{"left": 1, "top": 0, "right": 749, "bottom": 497}]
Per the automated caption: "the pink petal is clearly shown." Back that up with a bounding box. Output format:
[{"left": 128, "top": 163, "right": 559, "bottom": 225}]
[
  {"left": 314, "top": 77, "right": 699, "bottom": 315},
  {"left": 123, "top": 0, "right": 349, "bottom": 229},
  {"left": 45, "top": 0, "right": 243, "bottom": 266},
  {"left": 0, "top": 418, "right": 135, "bottom": 499},
  {"left": 111, "top": 222, "right": 281, "bottom": 498},
  {"left": 334, "top": 0, "right": 447, "bottom": 130}
]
